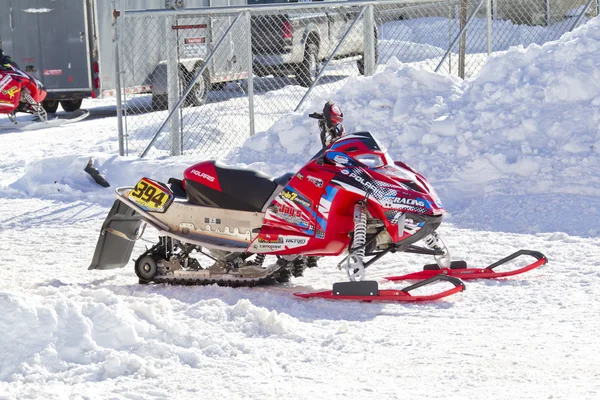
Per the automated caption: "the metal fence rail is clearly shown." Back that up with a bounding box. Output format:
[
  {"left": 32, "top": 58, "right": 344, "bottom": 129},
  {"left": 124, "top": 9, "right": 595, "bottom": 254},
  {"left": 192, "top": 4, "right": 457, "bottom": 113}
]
[{"left": 114, "top": 0, "right": 597, "bottom": 158}]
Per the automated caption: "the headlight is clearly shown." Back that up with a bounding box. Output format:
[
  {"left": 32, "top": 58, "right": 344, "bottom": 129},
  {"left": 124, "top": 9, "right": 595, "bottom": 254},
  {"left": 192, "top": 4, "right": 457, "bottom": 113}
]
[{"left": 354, "top": 154, "right": 384, "bottom": 168}]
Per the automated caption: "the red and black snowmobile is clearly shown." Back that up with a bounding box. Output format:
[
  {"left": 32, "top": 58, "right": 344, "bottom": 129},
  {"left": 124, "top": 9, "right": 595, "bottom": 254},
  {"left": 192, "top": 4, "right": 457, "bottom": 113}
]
[
  {"left": 0, "top": 56, "right": 48, "bottom": 123},
  {"left": 89, "top": 102, "right": 548, "bottom": 302},
  {"left": 0, "top": 50, "right": 89, "bottom": 130}
]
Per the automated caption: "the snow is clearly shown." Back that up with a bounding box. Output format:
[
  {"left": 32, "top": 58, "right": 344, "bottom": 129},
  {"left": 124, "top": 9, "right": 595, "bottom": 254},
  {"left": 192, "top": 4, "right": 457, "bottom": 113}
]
[{"left": 1, "top": 15, "right": 600, "bottom": 400}]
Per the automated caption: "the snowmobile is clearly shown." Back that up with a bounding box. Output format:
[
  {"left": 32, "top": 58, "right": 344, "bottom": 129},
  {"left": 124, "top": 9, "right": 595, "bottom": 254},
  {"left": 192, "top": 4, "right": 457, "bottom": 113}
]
[
  {"left": 89, "top": 102, "right": 547, "bottom": 302},
  {"left": 0, "top": 50, "right": 89, "bottom": 130},
  {"left": 0, "top": 60, "right": 48, "bottom": 123}
]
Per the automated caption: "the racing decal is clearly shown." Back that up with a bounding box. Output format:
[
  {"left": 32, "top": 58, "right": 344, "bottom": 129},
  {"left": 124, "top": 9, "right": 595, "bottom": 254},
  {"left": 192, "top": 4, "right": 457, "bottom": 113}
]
[
  {"left": 307, "top": 176, "right": 323, "bottom": 188},
  {"left": 0, "top": 75, "right": 12, "bottom": 91},
  {"left": 204, "top": 217, "right": 221, "bottom": 224},
  {"left": 249, "top": 234, "right": 309, "bottom": 252},
  {"left": 2, "top": 86, "right": 19, "bottom": 99},
  {"left": 381, "top": 197, "right": 431, "bottom": 214},
  {"left": 280, "top": 236, "right": 309, "bottom": 248},
  {"left": 280, "top": 188, "right": 311, "bottom": 209},
  {"left": 325, "top": 151, "right": 355, "bottom": 167},
  {"left": 0, "top": 100, "right": 14, "bottom": 107},
  {"left": 334, "top": 168, "right": 396, "bottom": 201},
  {"left": 190, "top": 169, "right": 215, "bottom": 183},
  {"left": 250, "top": 236, "right": 285, "bottom": 252}
]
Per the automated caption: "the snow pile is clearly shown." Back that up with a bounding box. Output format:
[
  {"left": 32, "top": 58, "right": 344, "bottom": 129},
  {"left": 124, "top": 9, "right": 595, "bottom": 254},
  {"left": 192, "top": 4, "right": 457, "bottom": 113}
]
[{"left": 237, "top": 17, "right": 600, "bottom": 236}]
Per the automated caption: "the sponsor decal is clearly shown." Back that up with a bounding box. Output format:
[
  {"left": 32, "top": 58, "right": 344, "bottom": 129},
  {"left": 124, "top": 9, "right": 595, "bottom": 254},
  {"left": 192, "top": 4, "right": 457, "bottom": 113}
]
[
  {"left": 190, "top": 169, "right": 215, "bottom": 182},
  {"left": 0, "top": 75, "right": 12, "bottom": 91},
  {"left": 341, "top": 169, "right": 350, "bottom": 175},
  {"left": 346, "top": 170, "right": 396, "bottom": 199},
  {"left": 333, "top": 155, "right": 349, "bottom": 165},
  {"left": 316, "top": 230, "right": 325, "bottom": 239},
  {"left": 2, "top": 86, "right": 19, "bottom": 99},
  {"left": 204, "top": 217, "right": 221, "bottom": 224},
  {"left": 282, "top": 237, "right": 308, "bottom": 245},
  {"left": 258, "top": 236, "right": 283, "bottom": 244},
  {"left": 384, "top": 197, "right": 426, "bottom": 208},
  {"left": 278, "top": 204, "right": 302, "bottom": 218},
  {"left": 43, "top": 69, "right": 62, "bottom": 76},
  {"left": 307, "top": 176, "right": 323, "bottom": 188},
  {"left": 281, "top": 189, "right": 311, "bottom": 209},
  {"left": 296, "top": 173, "right": 304, "bottom": 180}
]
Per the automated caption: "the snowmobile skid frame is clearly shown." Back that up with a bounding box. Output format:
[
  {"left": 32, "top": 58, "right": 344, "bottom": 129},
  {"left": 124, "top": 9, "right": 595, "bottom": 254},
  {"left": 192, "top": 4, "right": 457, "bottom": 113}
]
[{"left": 385, "top": 250, "right": 548, "bottom": 281}]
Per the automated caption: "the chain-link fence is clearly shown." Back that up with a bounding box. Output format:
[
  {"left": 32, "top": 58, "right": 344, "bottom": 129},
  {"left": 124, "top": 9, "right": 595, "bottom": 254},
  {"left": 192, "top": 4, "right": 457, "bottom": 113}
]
[{"left": 115, "top": 0, "right": 597, "bottom": 158}]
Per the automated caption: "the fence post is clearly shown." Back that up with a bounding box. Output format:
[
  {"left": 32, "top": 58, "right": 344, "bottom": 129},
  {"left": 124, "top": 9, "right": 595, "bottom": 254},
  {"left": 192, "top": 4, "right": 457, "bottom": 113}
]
[
  {"left": 435, "top": 0, "right": 486, "bottom": 75},
  {"left": 113, "top": 1, "right": 125, "bottom": 157},
  {"left": 364, "top": 4, "right": 376, "bottom": 76},
  {"left": 458, "top": 0, "right": 467, "bottom": 79},
  {"left": 246, "top": 11, "right": 255, "bottom": 137},
  {"left": 166, "top": 15, "right": 181, "bottom": 156},
  {"left": 141, "top": 12, "right": 243, "bottom": 158},
  {"left": 486, "top": 0, "right": 492, "bottom": 55},
  {"left": 545, "top": 0, "right": 550, "bottom": 26}
]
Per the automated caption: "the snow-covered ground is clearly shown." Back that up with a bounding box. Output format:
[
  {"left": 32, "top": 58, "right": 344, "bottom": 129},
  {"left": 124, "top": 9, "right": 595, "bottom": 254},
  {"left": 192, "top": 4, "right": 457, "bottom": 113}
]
[{"left": 1, "top": 15, "right": 600, "bottom": 400}]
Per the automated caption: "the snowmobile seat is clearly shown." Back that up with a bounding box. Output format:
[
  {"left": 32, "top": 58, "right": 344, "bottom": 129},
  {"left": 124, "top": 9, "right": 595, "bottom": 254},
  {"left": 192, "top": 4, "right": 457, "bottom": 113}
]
[
  {"left": 185, "top": 161, "right": 278, "bottom": 212},
  {"left": 274, "top": 172, "right": 294, "bottom": 186}
]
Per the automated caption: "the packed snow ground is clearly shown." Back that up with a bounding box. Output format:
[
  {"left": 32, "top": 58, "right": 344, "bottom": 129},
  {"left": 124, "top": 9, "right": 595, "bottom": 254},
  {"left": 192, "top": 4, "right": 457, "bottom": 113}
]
[{"left": 1, "top": 16, "right": 600, "bottom": 400}]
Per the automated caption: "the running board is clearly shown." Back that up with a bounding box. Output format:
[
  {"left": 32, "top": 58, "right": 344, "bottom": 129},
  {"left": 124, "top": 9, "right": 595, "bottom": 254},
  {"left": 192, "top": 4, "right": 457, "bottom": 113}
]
[
  {"left": 294, "top": 275, "right": 465, "bottom": 302},
  {"left": 385, "top": 250, "right": 548, "bottom": 281}
]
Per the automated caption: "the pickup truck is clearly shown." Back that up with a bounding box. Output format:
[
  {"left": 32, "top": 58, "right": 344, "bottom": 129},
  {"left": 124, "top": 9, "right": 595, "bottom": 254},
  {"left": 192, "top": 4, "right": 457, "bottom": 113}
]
[{"left": 249, "top": 0, "right": 377, "bottom": 87}]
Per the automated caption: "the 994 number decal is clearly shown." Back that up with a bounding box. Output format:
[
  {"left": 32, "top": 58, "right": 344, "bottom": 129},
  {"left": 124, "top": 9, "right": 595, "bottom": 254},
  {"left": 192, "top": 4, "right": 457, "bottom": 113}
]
[{"left": 128, "top": 178, "right": 174, "bottom": 213}]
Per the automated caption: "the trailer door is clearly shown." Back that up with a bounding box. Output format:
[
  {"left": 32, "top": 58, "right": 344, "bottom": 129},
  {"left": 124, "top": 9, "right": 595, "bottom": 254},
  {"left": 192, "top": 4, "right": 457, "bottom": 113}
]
[{"left": 12, "top": 0, "right": 91, "bottom": 92}]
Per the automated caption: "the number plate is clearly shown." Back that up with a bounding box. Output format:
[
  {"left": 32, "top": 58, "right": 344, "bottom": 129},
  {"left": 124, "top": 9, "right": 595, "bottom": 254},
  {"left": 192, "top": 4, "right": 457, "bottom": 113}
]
[{"left": 128, "top": 178, "right": 174, "bottom": 213}]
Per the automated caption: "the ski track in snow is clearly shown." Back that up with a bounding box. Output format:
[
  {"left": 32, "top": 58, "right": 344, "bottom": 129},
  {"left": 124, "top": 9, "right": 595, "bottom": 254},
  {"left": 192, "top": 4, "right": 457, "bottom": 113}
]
[{"left": 1, "top": 17, "right": 600, "bottom": 400}]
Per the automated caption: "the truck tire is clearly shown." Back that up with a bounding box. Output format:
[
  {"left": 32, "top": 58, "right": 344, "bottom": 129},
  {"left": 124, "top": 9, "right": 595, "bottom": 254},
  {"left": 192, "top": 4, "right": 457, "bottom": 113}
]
[
  {"left": 42, "top": 100, "right": 59, "bottom": 114},
  {"left": 60, "top": 100, "right": 83, "bottom": 112},
  {"left": 184, "top": 66, "right": 209, "bottom": 107},
  {"left": 357, "top": 29, "right": 379, "bottom": 76},
  {"left": 296, "top": 43, "right": 319, "bottom": 87}
]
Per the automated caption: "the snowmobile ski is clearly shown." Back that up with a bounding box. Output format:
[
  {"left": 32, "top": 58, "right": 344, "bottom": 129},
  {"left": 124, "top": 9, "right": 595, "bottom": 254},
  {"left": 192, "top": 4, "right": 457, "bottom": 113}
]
[
  {"left": 0, "top": 109, "right": 89, "bottom": 132},
  {"left": 385, "top": 250, "right": 548, "bottom": 281},
  {"left": 294, "top": 275, "right": 465, "bottom": 302}
]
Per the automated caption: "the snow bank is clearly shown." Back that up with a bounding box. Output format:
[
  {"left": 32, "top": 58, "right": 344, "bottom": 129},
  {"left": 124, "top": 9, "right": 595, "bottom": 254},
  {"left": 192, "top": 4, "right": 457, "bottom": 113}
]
[{"left": 234, "top": 17, "right": 600, "bottom": 236}]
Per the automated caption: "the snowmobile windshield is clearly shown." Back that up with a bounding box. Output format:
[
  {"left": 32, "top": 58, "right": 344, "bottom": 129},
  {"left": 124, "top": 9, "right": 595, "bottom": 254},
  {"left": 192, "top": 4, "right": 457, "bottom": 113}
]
[{"left": 327, "top": 132, "right": 390, "bottom": 168}]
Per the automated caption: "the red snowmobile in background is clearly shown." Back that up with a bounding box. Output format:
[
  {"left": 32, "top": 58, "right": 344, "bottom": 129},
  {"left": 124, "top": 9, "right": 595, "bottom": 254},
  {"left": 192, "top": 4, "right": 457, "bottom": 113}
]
[
  {"left": 0, "top": 52, "right": 48, "bottom": 123},
  {"left": 89, "top": 102, "right": 548, "bottom": 302}
]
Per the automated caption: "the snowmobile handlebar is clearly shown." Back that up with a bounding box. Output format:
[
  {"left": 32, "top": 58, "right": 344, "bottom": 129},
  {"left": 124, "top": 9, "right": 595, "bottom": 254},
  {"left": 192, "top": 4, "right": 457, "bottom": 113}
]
[{"left": 309, "top": 112, "right": 324, "bottom": 120}]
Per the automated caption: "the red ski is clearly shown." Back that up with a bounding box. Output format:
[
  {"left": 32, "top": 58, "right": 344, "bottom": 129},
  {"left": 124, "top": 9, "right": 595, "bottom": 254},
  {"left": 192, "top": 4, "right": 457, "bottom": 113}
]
[
  {"left": 294, "top": 275, "right": 465, "bottom": 302},
  {"left": 386, "top": 250, "right": 548, "bottom": 282}
]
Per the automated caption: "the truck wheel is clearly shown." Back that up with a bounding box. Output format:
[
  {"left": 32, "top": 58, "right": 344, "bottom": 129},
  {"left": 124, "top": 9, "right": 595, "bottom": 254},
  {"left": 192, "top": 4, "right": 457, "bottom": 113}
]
[
  {"left": 184, "top": 67, "right": 209, "bottom": 107},
  {"left": 42, "top": 100, "right": 59, "bottom": 114},
  {"left": 60, "top": 100, "right": 83, "bottom": 112},
  {"left": 297, "top": 43, "right": 319, "bottom": 87},
  {"left": 358, "top": 29, "right": 379, "bottom": 76}
]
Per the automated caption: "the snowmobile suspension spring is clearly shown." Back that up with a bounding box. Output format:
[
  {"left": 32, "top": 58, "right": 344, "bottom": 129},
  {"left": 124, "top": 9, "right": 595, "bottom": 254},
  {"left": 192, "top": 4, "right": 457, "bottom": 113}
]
[{"left": 352, "top": 202, "right": 367, "bottom": 261}]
